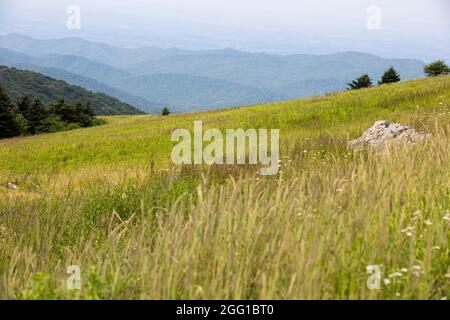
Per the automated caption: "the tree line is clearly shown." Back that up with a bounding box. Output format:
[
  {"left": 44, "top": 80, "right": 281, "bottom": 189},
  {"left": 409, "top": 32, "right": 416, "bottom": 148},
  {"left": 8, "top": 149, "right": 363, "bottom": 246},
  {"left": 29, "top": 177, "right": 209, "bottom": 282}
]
[
  {"left": 347, "top": 60, "right": 450, "bottom": 90},
  {"left": 0, "top": 85, "right": 104, "bottom": 139}
]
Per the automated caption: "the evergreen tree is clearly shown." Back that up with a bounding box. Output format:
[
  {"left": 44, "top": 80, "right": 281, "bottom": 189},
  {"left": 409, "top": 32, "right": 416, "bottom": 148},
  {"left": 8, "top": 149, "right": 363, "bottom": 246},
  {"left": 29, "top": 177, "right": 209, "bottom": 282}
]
[
  {"left": 50, "top": 98, "right": 65, "bottom": 114},
  {"left": 1, "top": 89, "right": 101, "bottom": 138},
  {"left": 0, "top": 86, "right": 20, "bottom": 138},
  {"left": 14, "top": 113, "right": 29, "bottom": 135},
  {"left": 82, "top": 101, "right": 95, "bottom": 118},
  {"left": 53, "top": 99, "right": 75, "bottom": 124},
  {"left": 75, "top": 102, "right": 95, "bottom": 127},
  {"left": 161, "top": 106, "right": 171, "bottom": 116},
  {"left": 17, "top": 95, "right": 32, "bottom": 114},
  {"left": 424, "top": 60, "right": 450, "bottom": 77},
  {"left": 347, "top": 74, "right": 373, "bottom": 90},
  {"left": 25, "top": 98, "right": 49, "bottom": 134},
  {"left": 53, "top": 100, "right": 95, "bottom": 127},
  {"left": 379, "top": 67, "right": 401, "bottom": 85}
]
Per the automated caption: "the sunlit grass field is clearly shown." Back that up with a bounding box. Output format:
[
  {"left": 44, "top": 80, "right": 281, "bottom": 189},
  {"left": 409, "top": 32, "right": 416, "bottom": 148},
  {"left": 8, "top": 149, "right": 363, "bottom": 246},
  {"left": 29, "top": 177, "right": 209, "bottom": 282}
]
[{"left": 0, "top": 76, "right": 449, "bottom": 299}]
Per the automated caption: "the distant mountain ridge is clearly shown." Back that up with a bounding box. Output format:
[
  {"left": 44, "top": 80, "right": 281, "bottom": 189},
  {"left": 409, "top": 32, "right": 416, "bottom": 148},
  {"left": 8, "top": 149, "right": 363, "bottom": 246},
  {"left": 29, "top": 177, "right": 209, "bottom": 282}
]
[
  {"left": 0, "top": 65, "right": 145, "bottom": 115},
  {"left": 0, "top": 33, "right": 190, "bottom": 68},
  {"left": 0, "top": 34, "right": 427, "bottom": 113},
  {"left": 118, "top": 73, "right": 283, "bottom": 112},
  {"left": 0, "top": 47, "right": 163, "bottom": 113}
]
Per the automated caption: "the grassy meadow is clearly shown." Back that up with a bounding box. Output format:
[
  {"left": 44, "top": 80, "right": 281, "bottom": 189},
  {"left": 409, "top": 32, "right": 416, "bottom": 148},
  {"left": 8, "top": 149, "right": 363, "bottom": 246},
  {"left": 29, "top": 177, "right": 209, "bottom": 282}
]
[{"left": 0, "top": 76, "right": 449, "bottom": 299}]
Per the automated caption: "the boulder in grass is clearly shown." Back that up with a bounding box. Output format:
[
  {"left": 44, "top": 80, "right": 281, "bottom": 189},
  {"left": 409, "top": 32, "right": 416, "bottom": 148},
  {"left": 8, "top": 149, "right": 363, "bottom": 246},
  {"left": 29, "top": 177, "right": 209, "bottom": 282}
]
[{"left": 349, "top": 120, "right": 430, "bottom": 150}]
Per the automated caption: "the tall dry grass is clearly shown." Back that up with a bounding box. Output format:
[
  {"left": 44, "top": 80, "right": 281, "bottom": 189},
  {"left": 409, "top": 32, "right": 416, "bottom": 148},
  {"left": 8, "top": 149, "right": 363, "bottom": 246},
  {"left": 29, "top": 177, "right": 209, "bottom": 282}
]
[
  {"left": 1, "top": 124, "right": 448, "bottom": 299},
  {"left": 0, "top": 76, "right": 449, "bottom": 299}
]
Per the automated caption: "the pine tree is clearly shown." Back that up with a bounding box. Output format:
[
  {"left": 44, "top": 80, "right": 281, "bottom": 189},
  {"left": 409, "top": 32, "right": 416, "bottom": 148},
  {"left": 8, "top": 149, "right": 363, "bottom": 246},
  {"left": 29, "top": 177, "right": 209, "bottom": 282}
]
[
  {"left": 379, "top": 67, "right": 401, "bottom": 85},
  {"left": 75, "top": 102, "right": 95, "bottom": 127},
  {"left": 17, "top": 95, "right": 32, "bottom": 114},
  {"left": 0, "top": 86, "right": 20, "bottom": 138},
  {"left": 50, "top": 98, "right": 65, "bottom": 114},
  {"left": 424, "top": 60, "right": 450, "bottom": 77},
  {"left": 161, "top": 106, "right": 171, "bottom": 116},
  {"left": 25, "top": 98, "right": 49, "bottom": 134},
  {"left": 347, "top": 74, "right": 373, "bottom": 90},
  {"left": 52, "top": 99, "right": 76, "bottom": 124}
]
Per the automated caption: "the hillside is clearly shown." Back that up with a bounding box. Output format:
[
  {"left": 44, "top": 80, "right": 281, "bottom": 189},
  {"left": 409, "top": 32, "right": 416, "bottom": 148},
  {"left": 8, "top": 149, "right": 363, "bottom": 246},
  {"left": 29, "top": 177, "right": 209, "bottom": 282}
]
[
  {"left": 0, "top": 47, "right": 163, "bottom": 113},
  {"left": 118, "top": 73, "right": 283, "bottom": 111},
  {"left": 0, "top": 65, "right": 145, "bottom": 115},
  {"left": 0, "top": 76, "right": 449, "bottom": 300},
  {"left": 128, "top": 51, "right": 424, "bottom": 92},
  {"left": 2, "top": 76, "right": 447, "bottom": 173},
  {"left": 0, "top": 34, "right": 427, "bottom": 113}
]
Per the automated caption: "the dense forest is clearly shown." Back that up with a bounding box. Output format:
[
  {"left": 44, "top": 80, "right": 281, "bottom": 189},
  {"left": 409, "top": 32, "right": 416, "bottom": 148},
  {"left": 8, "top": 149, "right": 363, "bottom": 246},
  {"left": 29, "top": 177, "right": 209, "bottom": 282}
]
[{"left": 0, "top": 85, "right": 105, "bottom": 139}]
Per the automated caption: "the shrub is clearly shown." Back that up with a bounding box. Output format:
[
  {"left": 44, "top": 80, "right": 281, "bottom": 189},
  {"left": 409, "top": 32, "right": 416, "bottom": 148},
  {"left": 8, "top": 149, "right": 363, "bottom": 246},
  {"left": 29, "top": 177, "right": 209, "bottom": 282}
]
[
  {"left": 424, "top": 60, "right": 450, "bottom": 77},
  {"left": 347, "top": 74, "right": 373, "bottom": 90}
]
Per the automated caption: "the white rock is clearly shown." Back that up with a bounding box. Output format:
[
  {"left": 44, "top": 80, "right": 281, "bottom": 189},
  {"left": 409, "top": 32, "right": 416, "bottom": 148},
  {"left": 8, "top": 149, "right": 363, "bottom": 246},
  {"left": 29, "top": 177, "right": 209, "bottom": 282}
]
[
  {"left": 7, "top": 182, "right": 18, "bottom": 190},
  {"left": 349, "top": 120, "right": 430, "bottom": 149}
]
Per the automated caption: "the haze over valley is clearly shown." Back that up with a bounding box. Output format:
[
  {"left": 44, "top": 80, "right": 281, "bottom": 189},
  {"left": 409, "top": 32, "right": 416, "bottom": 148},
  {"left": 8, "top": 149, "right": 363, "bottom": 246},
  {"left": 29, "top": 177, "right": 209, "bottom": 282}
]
[{"left": 0, "top": 34, "right": 427, "bottom": 113}]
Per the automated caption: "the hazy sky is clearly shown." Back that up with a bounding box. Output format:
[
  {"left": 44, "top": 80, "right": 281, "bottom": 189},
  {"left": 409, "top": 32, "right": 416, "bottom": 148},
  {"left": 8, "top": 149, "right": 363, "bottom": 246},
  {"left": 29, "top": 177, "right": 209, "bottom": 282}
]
[{"left": 0, "top": 0, "right": 449, "bottom": 60}]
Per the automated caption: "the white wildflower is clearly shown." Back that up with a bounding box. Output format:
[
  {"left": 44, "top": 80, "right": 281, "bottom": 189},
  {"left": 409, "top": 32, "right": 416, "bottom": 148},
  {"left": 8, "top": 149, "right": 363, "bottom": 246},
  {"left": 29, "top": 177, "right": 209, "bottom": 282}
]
[
  {"left": 389, "top": 272, "right": 403, "bottom": 278},
  {"left": 443, "top": 212, "right": 450, "bottom": 221},
  {"left": 384, "top": 279, "right": 391, "bottom": 285},
  {"left": 401, "top": 226, "right": 415, "bottom": 233},
  {"left": 412, "top": 210, "right": 422, "bottom": 219}
]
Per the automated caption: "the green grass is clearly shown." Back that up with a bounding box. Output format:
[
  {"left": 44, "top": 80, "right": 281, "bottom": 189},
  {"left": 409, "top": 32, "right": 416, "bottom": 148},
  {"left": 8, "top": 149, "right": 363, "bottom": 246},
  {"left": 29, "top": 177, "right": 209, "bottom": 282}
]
[{"left": 0, "top": 76, "right": 449, "bottom": 299}]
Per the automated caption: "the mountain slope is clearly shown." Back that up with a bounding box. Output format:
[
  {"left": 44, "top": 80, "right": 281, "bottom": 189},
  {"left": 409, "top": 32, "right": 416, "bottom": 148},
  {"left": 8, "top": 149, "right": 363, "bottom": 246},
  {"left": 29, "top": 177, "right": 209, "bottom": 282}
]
[
  {"left": 0, "top": 34, "right": 427, "bottom": 113},
  {"left": 0, "top": 66, "right": 144, "bottom": 115},
  {"left": 0, "top": 47, "right": 163, "bottom": 113},
  {"left": 0, "top": 45, "right": 279, "bottom": 112},
  {"left": 128, "top": 51, "right": 425, "bottom": 98},
  {"left": 17, "top": 65, "right": 163, "bottom": 114},
  {"left": 0, "top": 33, "right": 189, "bottom": 68},
  {"left": 119, "top": 73, "right": 283, "bottom": 112}
]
